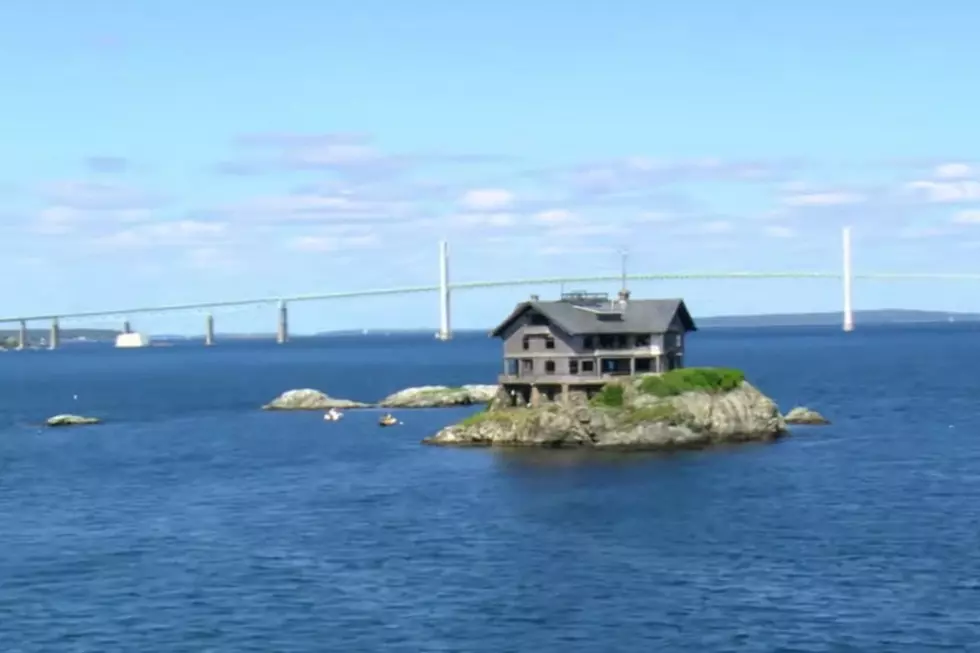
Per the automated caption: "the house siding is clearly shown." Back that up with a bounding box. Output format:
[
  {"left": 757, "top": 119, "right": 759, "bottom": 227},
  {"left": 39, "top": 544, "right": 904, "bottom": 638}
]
[{"left": 498, "top": 306, "right": 689, "bottom": 381}]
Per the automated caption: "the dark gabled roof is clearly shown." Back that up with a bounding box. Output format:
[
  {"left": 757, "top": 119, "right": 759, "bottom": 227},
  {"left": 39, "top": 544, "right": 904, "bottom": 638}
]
[{"left": 490, "top": 298, "right": 697, "bottom": 337}]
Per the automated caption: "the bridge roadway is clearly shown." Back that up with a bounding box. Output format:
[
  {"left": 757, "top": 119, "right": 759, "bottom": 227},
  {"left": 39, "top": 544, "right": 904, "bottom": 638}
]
[{"left": 1, "top": 270, "right": 979, "bottom": 324}]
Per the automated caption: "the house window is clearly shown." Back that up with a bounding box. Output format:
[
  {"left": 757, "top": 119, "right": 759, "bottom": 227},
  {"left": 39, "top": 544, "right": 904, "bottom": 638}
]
[
  {"left": 530, "top": 313, "right": 550, "bottom": 326},
  {"left": 583, "top": 336, "right": 594, "bottom": 349},
  {"left": 545, "top": 337, "right": 555, "bottom": 349},
  {"left": 506, "top": 359, "right": 519, "bottom": 375},
  {"left": 569, "top": 360, "right": 579, "bottom": 374},
  {"left": 581, "top": 360, "right": 595, "bottom": 373},
  {"left": 635, "top": 335, "right": 650, "bottom": 347},
  {"left": 522, "top": 359, "right": 533, "bottom": 373},
  {"left": 545, "top": 360, "right": 556, "bottom": 374},
  {"left": 598, "top": 335, "right": 614, "bottom": 348},
  {"left": 615, "top": 335, "right": 628, "bottom": 348},
  {"left": 522, "top": 336, "right": 530, "bottom": 350}
]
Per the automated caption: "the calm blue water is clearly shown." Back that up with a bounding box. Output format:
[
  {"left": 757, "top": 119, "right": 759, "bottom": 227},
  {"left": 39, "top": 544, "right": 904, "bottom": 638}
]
[{"left": 2, "top": 325, "right": 980, "bottom": 651}]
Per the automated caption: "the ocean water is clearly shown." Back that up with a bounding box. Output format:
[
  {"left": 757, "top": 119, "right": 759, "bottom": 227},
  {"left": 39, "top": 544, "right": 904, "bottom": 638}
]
[{"left": 2, "top": 325, "right": 980, "bottom": 652}]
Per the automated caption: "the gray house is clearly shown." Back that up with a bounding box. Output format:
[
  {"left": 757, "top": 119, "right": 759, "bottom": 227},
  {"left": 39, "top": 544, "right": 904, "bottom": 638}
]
[{"left": 489, "top": 289, "right": 697, "bottom": 406}]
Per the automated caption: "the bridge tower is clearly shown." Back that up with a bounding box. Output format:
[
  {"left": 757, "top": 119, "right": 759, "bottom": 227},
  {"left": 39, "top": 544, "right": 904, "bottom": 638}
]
[
  {"left": 276, "top": 300, "right": 289, "bottom": 344},
  {"left": 435, "top": 240, "right": 452, "bottom": 341},
  {"left": 17, "top": 320, "right": 27, "bottom": 350},
  {"left": 204, "top": 313, "right": 215, "bottom": 346},
  {"left": 49, "top": 318, "right": 60, "bottom": 350},
  {"left": 842, "top": 226, "right": 854, "bottom": 332}
]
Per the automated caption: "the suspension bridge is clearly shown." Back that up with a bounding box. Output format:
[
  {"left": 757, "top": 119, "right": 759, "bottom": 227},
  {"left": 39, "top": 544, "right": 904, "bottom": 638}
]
[{"left": 1, "top": 228, "right": 977, "bottom": 349}]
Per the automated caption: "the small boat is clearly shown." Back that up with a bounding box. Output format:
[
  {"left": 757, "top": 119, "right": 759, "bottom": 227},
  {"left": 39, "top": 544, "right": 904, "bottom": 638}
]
[
  {"left": 323, "top": 408, "right": 344, "bottom": 422},
  {"left": 378, "top": 414, "right": 399, "bottom": 427}
]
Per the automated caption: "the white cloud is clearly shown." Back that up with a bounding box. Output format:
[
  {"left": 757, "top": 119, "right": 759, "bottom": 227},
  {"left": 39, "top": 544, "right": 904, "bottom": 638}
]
[
  {"left": 33, "top": 179, "right": 164, "bottom": 234},
  {"left": 696, "top": 220, "right": 734, "bottom": 234},
  {"left": 934, "top": 163, "right": 974, "bottom": 179},
  {"left": 539, "top": 244, "right": 613, "bottom": 255},
  {"left": 952, "top": 209, "right": 980, "bottom": 224},
  {"left": 228, "top": 191, "right": 412, "bottom": 222},
  {"left": 783, "top": 191, "right": 865, "bottom": 207},
  {"left": 182, "top": 246, "right": 240, "bottom": 271},
  {"left": 452, "top": 212, "right": 517, "bottom": 227},
  {"left": 532, "top": 209, "right": 576, "bottom": 224},
  {"left": 635, "top": 211, "right": 676, "bottom": 222},
  {"left": 897, "top": 226, "right": 951, "bottom": 238},
  {"left": 763, "top": 225, "right": 796, "bottom": 238},
  {"left": 547, "top": 222, "right": 627, "bottom": 237},
  {"left": 459, "top": 188, "right": 514, "bottom": 211},
  {"left": 289, "top": 233, "right": 379, "bottom": 251},
  {"left": 95, "top": 220, "right": 227, "bottom": 249},
  {"left": 40, "top": 180, "right": 164, "bottom": 211},
  {"left": 907, "top": 180, "right": 980, "bottom": 203}
]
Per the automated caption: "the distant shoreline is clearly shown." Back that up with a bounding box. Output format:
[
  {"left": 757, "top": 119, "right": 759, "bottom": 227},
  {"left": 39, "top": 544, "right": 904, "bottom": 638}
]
[{"left": 2, "top": 309, "right": 977, "bottom": 345}]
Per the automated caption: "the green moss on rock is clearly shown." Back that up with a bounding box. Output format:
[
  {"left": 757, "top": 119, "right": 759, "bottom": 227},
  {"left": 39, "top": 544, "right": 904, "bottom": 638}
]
[
  {"left": 637, "top": 367, "right": 745, "bottom": 397},
  {"left": 590, "top": 383, "right": 626, "bottom": 407}
]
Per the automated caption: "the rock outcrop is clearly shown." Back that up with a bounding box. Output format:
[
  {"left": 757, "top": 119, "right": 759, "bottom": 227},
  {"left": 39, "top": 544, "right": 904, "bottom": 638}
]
[
  {"left": 262, "top": 389, "right": 370, "bottom": 411},
  {"left": 378, "top": 384, "right": 498, "bottom": 408},
  {"left": 423, "top": 369, "right": 788, "bottom": 451},
  {"left": 783, "top": 406, "right": 830, "bottom": 425},
  {"left": 46, "top": 414, "right": 101, "bottom": 427}
]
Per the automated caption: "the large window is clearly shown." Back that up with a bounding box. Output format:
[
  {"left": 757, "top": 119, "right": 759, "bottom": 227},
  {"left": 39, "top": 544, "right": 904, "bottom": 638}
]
[
  {"left": 635, "top": 335, "right": 650, "bottom": 347},
  {"left": 569, "top": 360, "right": 579, "bottom": 374},
  {"left": 545, "top": 337, "right": 555, "bottom": 349},
  {"left": 581, "top": 360, "right": 595, "bottom": 373},
  {"left": 545, "top": 360, "right": 556, "bottom": 374}
]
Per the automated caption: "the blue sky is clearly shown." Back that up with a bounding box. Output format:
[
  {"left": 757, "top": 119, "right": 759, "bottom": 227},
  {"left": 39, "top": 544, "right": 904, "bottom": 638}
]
[{"left": 3, "top": 1, "right": 980, "bottom": 334}]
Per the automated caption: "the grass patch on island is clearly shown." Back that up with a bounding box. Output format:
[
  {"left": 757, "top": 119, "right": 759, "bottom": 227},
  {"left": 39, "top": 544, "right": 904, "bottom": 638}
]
[
  {"left": 590, "top": 384, "right": 626, "bottom": 407},
  {"left": 638, "top": 367, "right": 745, "bottom": 397},
  {"left": 619, "top": 403, "right": 692, "bottom": 427},
  {"left": 459, "top": 408, "right": 533, "bottom": 427}
]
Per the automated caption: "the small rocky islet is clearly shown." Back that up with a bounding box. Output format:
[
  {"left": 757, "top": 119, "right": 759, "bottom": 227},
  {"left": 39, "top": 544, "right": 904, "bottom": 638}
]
[
  {"left": 261, "top": 384, "right": 498, "bottom": 411},
  {"left": 262, "top": 368, "right": 827, "bottom": 452},
  {"left": 45, "top": 414, "right": 102, "bottom": 427}
]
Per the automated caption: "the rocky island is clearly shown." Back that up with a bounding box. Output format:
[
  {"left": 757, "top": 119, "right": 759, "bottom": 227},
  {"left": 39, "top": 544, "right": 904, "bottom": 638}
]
[
  {"left": 423, "top": 368, "right": 788, "bottom": 451},
  {"left": 262, "top": 384, "right": 498, "bottom": 410}
]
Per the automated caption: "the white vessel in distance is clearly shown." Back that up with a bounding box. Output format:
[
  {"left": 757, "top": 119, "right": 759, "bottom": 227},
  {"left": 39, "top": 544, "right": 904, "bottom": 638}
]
[{"left": 115, "top": 332, "right": 152, "bottom": 348}]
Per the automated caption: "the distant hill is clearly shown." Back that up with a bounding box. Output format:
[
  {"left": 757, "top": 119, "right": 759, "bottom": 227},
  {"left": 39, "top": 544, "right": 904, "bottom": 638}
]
[
  {"left": 317, "top": 310, "right": 980, "bottom": 333},
  {"left": 696, "top": 309, "right": 980, "bottom": 328},
  {"left": 5, "top": 310, "right": 974, "bottom": 348}
]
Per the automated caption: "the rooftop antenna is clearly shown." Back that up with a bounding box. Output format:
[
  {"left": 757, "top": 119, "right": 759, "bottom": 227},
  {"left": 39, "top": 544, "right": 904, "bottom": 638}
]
[{"left": 618, "top": 248, "right": 630, "bottom": 302}]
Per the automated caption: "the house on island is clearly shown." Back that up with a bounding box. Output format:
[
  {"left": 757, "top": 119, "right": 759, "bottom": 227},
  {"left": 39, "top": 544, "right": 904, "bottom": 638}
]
[{"left": 489, "top": 289, "right": 697, "bottom": 407}]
